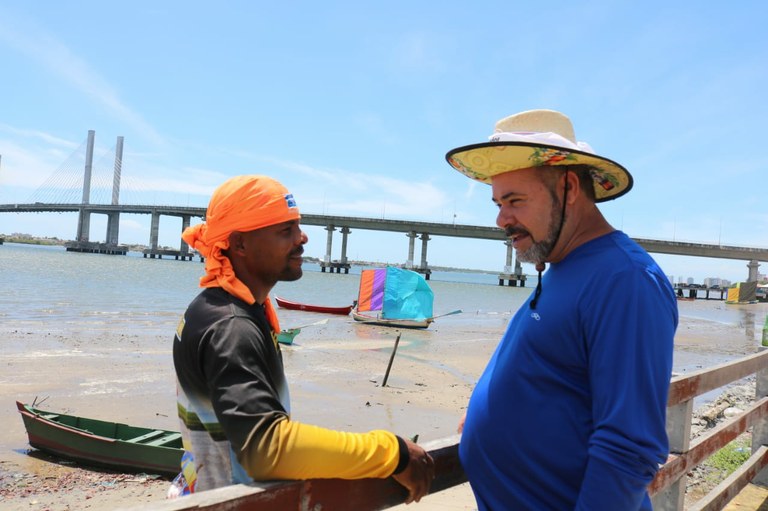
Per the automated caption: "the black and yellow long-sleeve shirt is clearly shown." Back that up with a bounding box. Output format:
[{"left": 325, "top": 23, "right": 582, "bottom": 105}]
[{"left": 173, "top": 287, "right": 404, "bottom": 491}]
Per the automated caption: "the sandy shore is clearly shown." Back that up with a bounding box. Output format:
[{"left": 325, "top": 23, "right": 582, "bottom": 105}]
[
  {"left": 0, "top": 308, "right": 763, "bottom": 510},
  {"left": 0, "top": 311, "right": 496, "bottom": 510}
]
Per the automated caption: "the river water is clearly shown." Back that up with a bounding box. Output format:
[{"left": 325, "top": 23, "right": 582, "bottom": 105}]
[
  {"left": 2, "top": 241, "right": 768, "bottom": 487},
  {"left": 1, "top": 242, "right": 766, "bottom": 372}
]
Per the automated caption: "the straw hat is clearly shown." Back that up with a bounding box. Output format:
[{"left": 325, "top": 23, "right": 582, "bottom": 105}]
[{"left": 445, "top": 109, "right": 633, "bottom": 202}]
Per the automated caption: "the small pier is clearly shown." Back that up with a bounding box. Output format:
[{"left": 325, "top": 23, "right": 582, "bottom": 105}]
[
  {"left": 498, "top": 273, "right": 527, "bottom": 286},
  {"left": 675, "top": 286, "right": 728, "bottom": 301},
  {"left": 319, "top": 261, "right": 351, "bottom": 274},
  {"left": 64, "top": 241, "right": 128, "bottom": 255},
  {"left": 412, "top": 267, "right": 432, "bottom": 280},
  {"left": 142, "top": 249, "right": 198, "bottom": 261}
]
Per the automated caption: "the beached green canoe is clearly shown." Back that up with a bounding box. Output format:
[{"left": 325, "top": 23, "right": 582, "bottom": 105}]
[{"left": 16, "top": 400, "right": 183, "bottom": 476}]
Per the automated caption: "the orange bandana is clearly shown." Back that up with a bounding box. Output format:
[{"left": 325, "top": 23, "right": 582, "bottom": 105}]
[{"left": 182, "top": 175, "right": 301, "bottom": 332}]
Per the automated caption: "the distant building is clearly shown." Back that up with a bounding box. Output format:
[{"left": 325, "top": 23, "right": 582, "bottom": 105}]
[{"left": 704, "top": 277, "right": 732, "bottom": 288}]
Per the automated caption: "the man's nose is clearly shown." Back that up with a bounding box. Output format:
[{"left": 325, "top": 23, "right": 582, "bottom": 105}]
[{"left": 496, "top": 208, "right": 514, "bottom": 229}]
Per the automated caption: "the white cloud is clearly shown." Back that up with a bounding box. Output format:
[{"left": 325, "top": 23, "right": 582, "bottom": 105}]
[{"left": 0, "top": 13, "right": 165, "bottom": 148}]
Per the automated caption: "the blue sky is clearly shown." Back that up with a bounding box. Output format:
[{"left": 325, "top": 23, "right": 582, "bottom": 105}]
[{"left": 0, "top": 1, "right": 766, "bottom": 283}]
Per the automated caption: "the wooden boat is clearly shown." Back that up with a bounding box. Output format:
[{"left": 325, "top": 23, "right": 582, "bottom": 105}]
[
  {"left": 353, "top": 267, "right": 436, "bottom": 329},
  {"left": 725, "top": 281, "right": 759, "bottom": 305},
  {"left": 277, "top": 319, "right": 329, "bottom": 345},
  {"left": 275, "top": 296, "right": 353, "bottom": 315},
  {"left": 277, "top": 328, "right": 301, "bottom": 345},
  {"left": 351, "top": 309, "right": 433, "bottom": 329},
  {"left": 352, "top": 268, "right": 462, "bottom": 329},
  {"left": 16, "top": 400, "right": 183, "bottom": 476}
]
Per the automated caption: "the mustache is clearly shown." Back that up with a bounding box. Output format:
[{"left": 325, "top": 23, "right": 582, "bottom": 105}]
[
  {"left": 290, "top": 247, "right": 305, "bottom": 257},
  {"left": 504, "top": 226, "right": 530, "bottom": 238}
]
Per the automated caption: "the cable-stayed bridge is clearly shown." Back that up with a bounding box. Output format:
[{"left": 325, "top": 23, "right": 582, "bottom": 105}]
[{"left": 1, "top": 131, "right": 766, "bottom": 284}]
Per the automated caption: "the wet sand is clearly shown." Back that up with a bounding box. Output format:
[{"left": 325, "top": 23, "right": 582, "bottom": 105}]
[{"left": 1, "top": 307, "right": 764, "bottom": 510}]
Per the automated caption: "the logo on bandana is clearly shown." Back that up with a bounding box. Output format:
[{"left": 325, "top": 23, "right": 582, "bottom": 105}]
[{"left": 284, "top": 194, "right": 297, "bottom": 208}]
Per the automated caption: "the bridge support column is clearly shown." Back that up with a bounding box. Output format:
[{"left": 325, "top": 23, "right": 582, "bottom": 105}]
[
  {"left": 76, "top": 209, "right": 91, "bottom": 242},
  {"left": 180, "top": 215, "right": 192, "bottom": 260},
  {"left": 748, "top": 259, "right": 760, "bottom": 282},
  {"left": 504, "top": 240, "right": 513, "bottom": 272},
  {"left": 418, "top": 233, "right": 431, "bottom": 280},
  {"left": 75, "top": 130, "right": 96, "bottom": 242},
  {"left": 498, "top": 240, "right": 527, "bottom": 286},
  {"left": 338, "top": 227, "right": 351, "bottom": 274},
  {"left": 106, "top": 213, "right": 120, "bottom": 245},
  {"left": 405, "top": 231, "right": 417, "bottom": 269},
  {"left": 104, "top": 136, "right": 124, "bottom": 246},
  {"left": 149, "top": 212, "right": 161, "bottom": 252},
  {"left": 321, "top": 225, "right": 335, "bottom": 273}
]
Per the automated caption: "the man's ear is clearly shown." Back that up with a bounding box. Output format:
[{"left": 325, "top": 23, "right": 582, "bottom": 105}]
[
  {"left": 564, "top": 171, "right": 580, "bottom": 203},
  {"left": 228, "top": 231, "right": 245, "bottom": 253}
]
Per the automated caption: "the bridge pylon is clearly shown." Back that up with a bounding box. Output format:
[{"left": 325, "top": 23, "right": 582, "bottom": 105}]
[{"left": 66, "top": 130, "right": 129, "bottom": 255}]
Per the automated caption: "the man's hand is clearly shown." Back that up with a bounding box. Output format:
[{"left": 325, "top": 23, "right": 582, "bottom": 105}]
[
  {"left": 392, "top": 438, "right": 435, "bottom": 504},
  {"left": 457, "top": 412, "right": 466, "bottom": 434}
]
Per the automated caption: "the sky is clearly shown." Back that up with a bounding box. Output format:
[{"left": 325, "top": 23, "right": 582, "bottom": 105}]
[{"left": 0, "top": 1, "right": 766, "bottom": 284}]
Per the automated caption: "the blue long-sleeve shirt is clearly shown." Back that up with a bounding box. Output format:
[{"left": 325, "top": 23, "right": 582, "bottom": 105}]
[{"left": 460, "top": 231, "right": 677, "bottom": 510}]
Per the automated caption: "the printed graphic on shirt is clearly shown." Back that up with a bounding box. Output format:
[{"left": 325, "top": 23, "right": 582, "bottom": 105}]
[{"left": 175, "top": 316, "right": 185, "bottom": 340}]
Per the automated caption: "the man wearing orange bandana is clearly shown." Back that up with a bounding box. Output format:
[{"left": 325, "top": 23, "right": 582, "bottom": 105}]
[{"left": 172, "top": 175, "right": 434, "bottom": 502}]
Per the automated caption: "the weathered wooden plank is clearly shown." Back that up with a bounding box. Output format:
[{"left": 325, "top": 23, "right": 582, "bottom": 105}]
[
  {"left": 722, "top": 482, "right": 768, "bottom": 511},
  {"left": 649, "top": 398, "right": 768, "bottom": 495},
  {"left": 668, "top": 350, "right": 768, "bottom": 406},
  {"left": 689, "top": 446, "right": 768, "bottom": 511},
  {"left": 117, "top": 436, "right": 465, "bottom": 511},
  {"left": 114, "top": 348, "right": 768, "bottom": 511}
]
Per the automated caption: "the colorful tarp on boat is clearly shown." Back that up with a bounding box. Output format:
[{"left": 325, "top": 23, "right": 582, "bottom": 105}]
[
  {"left": 726, "top": 281, "right": 758, "bottom": 304},
  {"left": 357, "top": 267, "right": 434, "bottom": 321}
]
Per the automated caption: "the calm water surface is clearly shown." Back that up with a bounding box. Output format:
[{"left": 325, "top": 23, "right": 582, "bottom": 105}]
[{"left": 1, "top": 242, "right": 766, "bottom": 369}]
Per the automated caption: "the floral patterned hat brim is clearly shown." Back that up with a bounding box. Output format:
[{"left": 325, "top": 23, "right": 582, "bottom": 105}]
[{"left": 445, "top": 141, "right": 633, "bottom": 203}]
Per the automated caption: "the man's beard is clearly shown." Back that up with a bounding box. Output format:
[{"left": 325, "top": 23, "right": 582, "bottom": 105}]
[
  {"left": 509, "top": 192, "right": 563, "bottom": 264},
  {"left": 277, "top": 248, "right": 305, "bottom": 282}
]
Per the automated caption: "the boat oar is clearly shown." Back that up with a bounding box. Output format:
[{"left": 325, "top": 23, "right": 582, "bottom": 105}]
[
  {"left": 278, "top": 318, "right": 330, "bottom": 345},
  {"left": 289, "top": 318, "right": 329, "bottom": 330},
  {"left": 429, "top": 309, "right": 463, "bottom": 321},
  {"left": 381, "top": 333, "right": 402, "bottom": 387}
]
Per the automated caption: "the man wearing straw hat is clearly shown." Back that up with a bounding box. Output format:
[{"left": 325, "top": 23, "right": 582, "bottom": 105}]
[
  {"left": 446, "top": 110, "right": 677, "bottom": 510},
  {"left": 172, "top": 175, "right": 434, "bottom": 502}
]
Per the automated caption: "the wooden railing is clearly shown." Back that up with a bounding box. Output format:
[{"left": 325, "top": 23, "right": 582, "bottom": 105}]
[
  {"left": 650, "top": 348, "right": 768, "bottom": 510},
  {"left": 119, "top": 435, "right": 466, "bottom": 511},
  {"left": 121, "top": 349, "right": 768, "bottom": 511}
]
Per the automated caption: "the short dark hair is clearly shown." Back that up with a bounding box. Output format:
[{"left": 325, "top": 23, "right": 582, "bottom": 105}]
[{"left": 540, "top": 165, "right": 597, "bottom": 202}]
